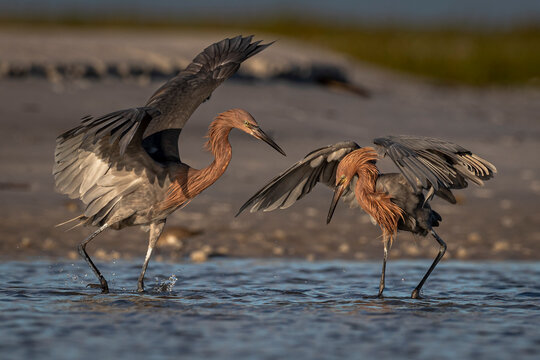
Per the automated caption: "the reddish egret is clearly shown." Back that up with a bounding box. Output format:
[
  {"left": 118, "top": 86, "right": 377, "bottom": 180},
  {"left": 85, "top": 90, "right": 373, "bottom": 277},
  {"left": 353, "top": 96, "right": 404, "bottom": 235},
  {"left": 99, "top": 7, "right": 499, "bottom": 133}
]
[
  {"left": 54, "top": 36, "right": 285, "bottom": 293},
  {"left": 238, "top": 136, "right": 496, "bottom": 298}
]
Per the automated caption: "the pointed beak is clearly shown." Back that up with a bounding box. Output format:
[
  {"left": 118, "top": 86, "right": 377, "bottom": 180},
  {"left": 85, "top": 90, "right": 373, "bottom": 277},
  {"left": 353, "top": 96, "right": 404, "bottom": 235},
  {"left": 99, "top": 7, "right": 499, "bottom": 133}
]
[
  {"left": 254, "top": 127, "right": 286, "bottom": 156},
  {"left": 327, "top": 184, "right": 345, "bottom": 224}
]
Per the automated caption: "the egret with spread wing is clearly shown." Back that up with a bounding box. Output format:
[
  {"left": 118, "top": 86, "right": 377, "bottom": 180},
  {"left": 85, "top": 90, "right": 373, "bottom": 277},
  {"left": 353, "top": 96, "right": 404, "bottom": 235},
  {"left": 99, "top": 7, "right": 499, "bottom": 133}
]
[
  {"left": 53, "top": 36, "right": 285, "bottom": 293},
  {"left": 238, "top": 136, "right": 496, "bottom": 298}
]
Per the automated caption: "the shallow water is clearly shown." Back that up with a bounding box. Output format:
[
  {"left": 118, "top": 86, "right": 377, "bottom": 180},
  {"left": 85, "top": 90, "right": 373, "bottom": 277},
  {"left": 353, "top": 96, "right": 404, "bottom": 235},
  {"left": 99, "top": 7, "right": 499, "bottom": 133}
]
[{"left": 1, "top": 259, "right": 539, "bottom": 360}]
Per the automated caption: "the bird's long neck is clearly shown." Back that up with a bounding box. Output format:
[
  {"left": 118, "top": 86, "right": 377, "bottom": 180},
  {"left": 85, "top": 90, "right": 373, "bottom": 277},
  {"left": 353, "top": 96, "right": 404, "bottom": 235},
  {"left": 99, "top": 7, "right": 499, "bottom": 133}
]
[
  {"left": 352, "top": 148, "right": 403, "bottom": 242},
  {"left": 160, "top": 117, "right": 233, "bottom": 211},
  {"left": 196, "top": 119, "right": 234, "bottom": 190}
]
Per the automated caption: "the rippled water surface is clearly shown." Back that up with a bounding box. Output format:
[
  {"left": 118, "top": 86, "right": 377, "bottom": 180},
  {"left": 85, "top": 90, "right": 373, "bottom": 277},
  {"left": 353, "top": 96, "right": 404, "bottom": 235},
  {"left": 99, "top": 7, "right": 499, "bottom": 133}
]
[{"left": 1, "top": 260, "right": 539, "bottom": 359}]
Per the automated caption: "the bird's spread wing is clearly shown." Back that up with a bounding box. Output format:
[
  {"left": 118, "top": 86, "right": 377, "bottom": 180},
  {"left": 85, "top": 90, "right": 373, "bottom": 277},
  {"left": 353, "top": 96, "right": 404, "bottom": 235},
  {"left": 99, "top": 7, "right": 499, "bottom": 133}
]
[
  {"left": 143, "top": 35, "right": 272, "bottom": 138},
  {"left": 57, "top": 36, "right": 271, "bottom": 163},
  {"left": 373, "top": 135, "right": 497, "bottom": 194},
  {"left": 53, "top": 108, "right": 164, "bottom": 225},
  {"left": 65, "top": 107, "right": 160, "bottom": 156},
  {"left": 237, "top": 141, "right": 360, "bottom": 215}
]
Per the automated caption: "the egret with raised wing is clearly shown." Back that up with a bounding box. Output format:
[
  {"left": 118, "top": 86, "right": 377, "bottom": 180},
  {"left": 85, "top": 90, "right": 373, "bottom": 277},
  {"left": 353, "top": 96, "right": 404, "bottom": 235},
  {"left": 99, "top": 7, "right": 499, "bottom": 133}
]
[
  {"left": 54, "top": 36, "right": 285, "bottom": 293},
  {"left": 238, "top": 136, "right": 496, "bottom": 298}
]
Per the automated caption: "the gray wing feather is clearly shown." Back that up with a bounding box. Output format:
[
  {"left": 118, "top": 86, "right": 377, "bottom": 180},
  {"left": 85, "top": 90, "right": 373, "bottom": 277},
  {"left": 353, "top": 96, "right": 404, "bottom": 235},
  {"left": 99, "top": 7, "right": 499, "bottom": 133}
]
[
  {"left": 237, "top": 141, "right": 360, "bottom": 215},
  {"left": 143, "top": 35, "right": 272, "bottom": 138},
  {"left": 374, "top": 135, "right": 497, "bottom": 193},
  {"left": 53, "top": 109, "right": 157, "bottom": 226},
  {"left": 65, "top": 107, "right": 159, "bottom": 157}
]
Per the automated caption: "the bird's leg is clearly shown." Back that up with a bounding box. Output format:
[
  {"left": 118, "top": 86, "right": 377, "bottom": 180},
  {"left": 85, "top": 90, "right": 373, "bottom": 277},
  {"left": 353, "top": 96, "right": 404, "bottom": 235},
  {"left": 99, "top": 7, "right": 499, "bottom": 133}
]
[
  {"left": 78, "top": 224, "right": 110, "bottom": 293},
  {"left": 411, "top": 229, "right": 447, "bottom": 299},
  {"left": 137, "top": 220, "right": 166, "bottom": 293},
  {"left": 378, "top": 239, "right": 390, "bottom": 298}
]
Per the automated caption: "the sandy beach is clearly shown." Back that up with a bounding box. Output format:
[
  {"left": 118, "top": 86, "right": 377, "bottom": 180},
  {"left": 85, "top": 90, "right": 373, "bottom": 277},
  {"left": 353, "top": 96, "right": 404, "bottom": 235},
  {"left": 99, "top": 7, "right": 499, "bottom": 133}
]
[{"left": 1, "top": 29, "right": 539, "bottom": 262}]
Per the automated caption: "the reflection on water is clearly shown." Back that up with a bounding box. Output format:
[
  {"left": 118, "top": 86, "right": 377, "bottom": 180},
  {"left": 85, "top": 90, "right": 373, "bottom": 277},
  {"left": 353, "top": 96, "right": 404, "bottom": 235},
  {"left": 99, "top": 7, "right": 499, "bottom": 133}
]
[{"left": 1, "top": 260, "right": 539, "bottom": 359}]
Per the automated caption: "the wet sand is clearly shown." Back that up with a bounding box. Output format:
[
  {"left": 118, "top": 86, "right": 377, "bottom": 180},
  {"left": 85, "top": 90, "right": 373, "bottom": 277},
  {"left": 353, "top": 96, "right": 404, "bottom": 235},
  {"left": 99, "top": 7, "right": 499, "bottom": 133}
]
[{"left": 0, "top": 31, "right": 539, "bottom": 262}]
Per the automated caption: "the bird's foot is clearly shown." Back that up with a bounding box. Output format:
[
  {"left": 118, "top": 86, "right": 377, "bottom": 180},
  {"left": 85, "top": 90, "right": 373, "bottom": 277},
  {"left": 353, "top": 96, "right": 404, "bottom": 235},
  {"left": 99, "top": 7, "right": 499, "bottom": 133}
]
[
  {"left": 86, "top": 283, "right": 109, "bottom": 294},
  {"left": 411, "top": 289, "right": 421, "bottom": 299}
]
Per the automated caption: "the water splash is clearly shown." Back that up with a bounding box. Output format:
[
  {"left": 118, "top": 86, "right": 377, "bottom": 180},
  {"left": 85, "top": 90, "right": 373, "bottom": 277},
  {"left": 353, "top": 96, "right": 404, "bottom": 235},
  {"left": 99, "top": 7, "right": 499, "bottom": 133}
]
[{"left": 153, "top": 274, "right": 178, "bottom": 293}]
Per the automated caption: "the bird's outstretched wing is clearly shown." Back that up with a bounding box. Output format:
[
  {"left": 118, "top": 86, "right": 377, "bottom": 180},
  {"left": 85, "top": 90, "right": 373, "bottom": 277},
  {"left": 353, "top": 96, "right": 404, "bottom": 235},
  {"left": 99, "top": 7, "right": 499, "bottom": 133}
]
[
  {"left": 237, "top": 141, "right": 360, "bottom": 215},
  {"left": 53, "top": 107, "right": 165, "bottom": 225},
  {"left": 143, "top": 35, "right": 272, "bottom": 138},
  {"left": 57, "top": 36, "right": 271, "bottom": 162},
  {"left": 373, "top": 135, "right": 497, "bottom": 195},
  {"left": 60, "top": 107, "right": 161, "bottom": 157}
]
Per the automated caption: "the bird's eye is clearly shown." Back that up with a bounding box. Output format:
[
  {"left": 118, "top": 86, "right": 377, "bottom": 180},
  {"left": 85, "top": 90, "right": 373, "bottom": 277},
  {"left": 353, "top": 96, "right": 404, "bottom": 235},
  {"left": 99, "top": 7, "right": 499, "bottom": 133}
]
[
  {"left": 338, "top": 175, "right": 346, "bottom": 184},
  {"left": 244, "top": 121, "right": 251, "bottom": 127}
]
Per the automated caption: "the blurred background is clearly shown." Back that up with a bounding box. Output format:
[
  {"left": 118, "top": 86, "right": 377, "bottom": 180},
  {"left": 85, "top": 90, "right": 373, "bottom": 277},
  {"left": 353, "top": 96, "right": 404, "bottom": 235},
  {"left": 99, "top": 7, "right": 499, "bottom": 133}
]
[
  {"left": 0, "top": 0, "right": 539, "bottom": 263},
  {"left": 2, "top": 0, "right": 540, "bottom": 85}
]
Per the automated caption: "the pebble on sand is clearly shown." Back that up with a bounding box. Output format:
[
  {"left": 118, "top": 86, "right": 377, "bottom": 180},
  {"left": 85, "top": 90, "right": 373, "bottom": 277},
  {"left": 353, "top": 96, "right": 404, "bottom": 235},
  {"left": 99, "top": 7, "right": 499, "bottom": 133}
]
[
  {"left": 160, "top": 226, "right": 202, "bottom": 247},
  {"left": 201, "top": 245, "right": 212, "bottom": 254},
  {"left": 190, "top": 250, "right": 208, "bottom": 263},
  {"left": 95, "top": 248, "right": 108, "bottom": 260},
  {"left": 456, "top": 247, "right": 469, "bottom": 259},
  {"left": 273, "top": 229, "right": 287, "bottom": 240},
  {"left": 493, "top": 241, "right": 510, "bottom": 252},
  {"left": 403, "top": 244, "right": 421, "bottom": 256},
  {"left": 20, "top": 237, "right": 31, "bottom": 248},
  {"left": 190, "top": 245, "right": 214, "bottom": 263},
  {"left": 160, "top": 234, "right": 183, "bottom": 250},
  {"left": 354, "top": 252, "right": 366, "bottom": 260},
  {"left": 467, "top": 232, "right": 482, "bottom": 243},
  {"left": 338, "top": 243, "right": 350, "bottom": 253},
  {"left": 42, "top": 238, "right": 56, "bottom": 250}
]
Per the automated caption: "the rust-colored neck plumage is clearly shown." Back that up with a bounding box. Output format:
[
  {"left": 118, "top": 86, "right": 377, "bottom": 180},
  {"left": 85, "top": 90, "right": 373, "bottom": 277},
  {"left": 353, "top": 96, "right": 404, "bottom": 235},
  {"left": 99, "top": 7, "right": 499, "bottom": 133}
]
[
  {"left": 159, "top": 113, "right": 235, "bottom": 211},
  {"left": 341, "top": 147, "right": 403, "bottom": 243}
]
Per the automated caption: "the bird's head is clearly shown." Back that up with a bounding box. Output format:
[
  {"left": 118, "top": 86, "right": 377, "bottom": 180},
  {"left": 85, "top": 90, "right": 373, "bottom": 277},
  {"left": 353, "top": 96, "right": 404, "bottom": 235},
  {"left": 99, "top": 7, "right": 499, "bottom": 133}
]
[
  {"left": 327, "top": 148, "right": 378, "bottom": 224},
  {"left": 327, "top": 161, "right": 355, "bottom": 225},
  {"left": 223, "top": 108, "right": 286, "bottom": 156}
]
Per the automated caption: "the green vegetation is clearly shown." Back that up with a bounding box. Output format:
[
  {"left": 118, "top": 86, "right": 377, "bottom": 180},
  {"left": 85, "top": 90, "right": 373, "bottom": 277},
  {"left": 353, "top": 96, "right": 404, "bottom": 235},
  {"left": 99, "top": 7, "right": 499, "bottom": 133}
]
[
  {"left": 249, "top": 20, "right": 540, "bottom": 86},
  {"left": 2, "top": 17, "right": 539, "bottom": 86}
]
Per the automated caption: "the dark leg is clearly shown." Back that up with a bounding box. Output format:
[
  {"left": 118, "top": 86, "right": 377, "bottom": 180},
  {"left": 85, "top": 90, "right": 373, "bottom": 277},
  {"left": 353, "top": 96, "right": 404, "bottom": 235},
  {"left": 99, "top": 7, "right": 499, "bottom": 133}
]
[
  {"left": 78, "top": 224, "right": 109, "bottom": 293},
  {"left": 378, "top": 239, "right": 390, "bottom": 298},
  {"left": 137, "top": 220, "right": 166, "bottom": 292},
  {"left": 411, "top": 229, "right": 447, "bottom": 299}
]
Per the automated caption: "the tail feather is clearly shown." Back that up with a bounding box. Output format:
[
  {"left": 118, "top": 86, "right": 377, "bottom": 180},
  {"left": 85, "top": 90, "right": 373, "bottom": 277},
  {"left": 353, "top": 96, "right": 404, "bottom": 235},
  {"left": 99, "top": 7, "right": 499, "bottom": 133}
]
[{"left": 55, "top": 214, "right": 85, "bottom": 228}]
